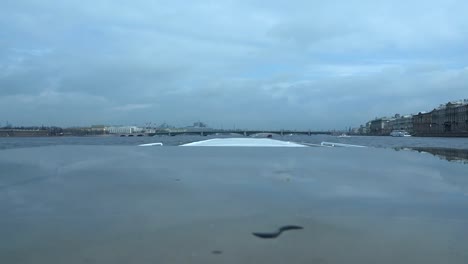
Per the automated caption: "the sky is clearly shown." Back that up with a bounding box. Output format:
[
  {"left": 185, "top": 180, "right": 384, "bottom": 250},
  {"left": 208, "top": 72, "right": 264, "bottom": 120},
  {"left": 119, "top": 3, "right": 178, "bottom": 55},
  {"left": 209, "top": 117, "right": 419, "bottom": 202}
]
[{"left": 1, "top": 0, "right": 467, "bottom": 129}]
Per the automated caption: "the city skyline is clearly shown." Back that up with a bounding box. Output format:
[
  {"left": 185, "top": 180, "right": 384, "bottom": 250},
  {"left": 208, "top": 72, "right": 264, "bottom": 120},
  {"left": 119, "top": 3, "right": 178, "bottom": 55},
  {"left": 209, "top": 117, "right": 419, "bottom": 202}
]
[
  {"left": 2, "top": 98, "right": 467, "bottom": 131},
  {"left": 1, "top": 0, "right": 468, "bottom": 129}
]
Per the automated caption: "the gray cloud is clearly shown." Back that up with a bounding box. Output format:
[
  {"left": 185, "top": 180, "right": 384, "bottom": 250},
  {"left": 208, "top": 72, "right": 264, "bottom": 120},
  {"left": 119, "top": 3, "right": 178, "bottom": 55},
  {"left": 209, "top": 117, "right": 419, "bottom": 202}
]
[{"left": 1, "top": 0, "right": 467, "bottom": 129}]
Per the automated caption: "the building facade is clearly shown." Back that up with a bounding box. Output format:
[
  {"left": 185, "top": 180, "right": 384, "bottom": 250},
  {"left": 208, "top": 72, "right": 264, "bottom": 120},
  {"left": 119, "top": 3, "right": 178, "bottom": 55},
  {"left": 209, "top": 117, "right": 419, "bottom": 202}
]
[
  {"left": 360, "top": 99, "right": 468, "bottom": 137},
  {"left": 413, "top": 112, "right": 432, "bottom": 135},
  {"left": 387, "top": 115, "right": 414, "bottom": 134},
  {"left": 106, "top": 126, "right": 143, "bottom": 134},
  {"left": 442, "top": 101, "right": 468, "bottom": 133},
  {"left": 413, "top": 100, "right": 468, "bottom": 136},
  {"left": 369, "top": 117, "right": 392, "bottom": 135}
]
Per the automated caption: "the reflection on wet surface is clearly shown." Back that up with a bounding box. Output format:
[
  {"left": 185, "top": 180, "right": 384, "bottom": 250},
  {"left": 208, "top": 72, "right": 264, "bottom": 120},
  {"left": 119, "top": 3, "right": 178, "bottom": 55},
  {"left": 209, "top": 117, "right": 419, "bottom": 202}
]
[
  {"left": 1, "top": 146, "right": 468, "bottom": 263},
  {"left": 397, "top": 147, "right": 468, "bottom": 163}
]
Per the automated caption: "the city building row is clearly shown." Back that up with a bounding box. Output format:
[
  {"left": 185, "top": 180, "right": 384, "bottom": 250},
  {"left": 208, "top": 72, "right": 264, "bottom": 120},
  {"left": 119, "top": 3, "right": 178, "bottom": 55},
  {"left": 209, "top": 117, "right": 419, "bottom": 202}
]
[{"left": 357, "top": 99, "right": 468, "bottom": 136}]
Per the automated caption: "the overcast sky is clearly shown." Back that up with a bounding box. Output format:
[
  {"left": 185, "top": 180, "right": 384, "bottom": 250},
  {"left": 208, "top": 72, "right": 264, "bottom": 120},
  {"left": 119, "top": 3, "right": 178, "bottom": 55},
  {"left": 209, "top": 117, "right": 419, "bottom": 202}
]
[{"left": 1, "top": 0, "right": 467, "bottom": 129}]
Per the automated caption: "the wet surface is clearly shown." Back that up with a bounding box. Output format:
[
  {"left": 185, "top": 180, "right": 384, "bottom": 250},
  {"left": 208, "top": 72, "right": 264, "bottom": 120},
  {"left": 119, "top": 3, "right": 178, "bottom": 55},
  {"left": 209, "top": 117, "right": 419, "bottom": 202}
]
[
  {"left": 1, "top": 146, "right": 468, "bottom": 263},
  {"left": 252, "top": 225, "right": 304, "bottom": 239},
  {"left": 1, "top": 134, "right": 468, "bottom": 150},
  {"left": 397, "top": 147, "right": 468, "bottom": 163}
]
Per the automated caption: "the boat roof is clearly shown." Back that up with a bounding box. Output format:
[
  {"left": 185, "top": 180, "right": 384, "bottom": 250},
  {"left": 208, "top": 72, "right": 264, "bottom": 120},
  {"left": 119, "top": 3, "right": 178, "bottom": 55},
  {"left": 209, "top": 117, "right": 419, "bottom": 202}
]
[{"left": 180, "top": 138, "right": 307, "bottom": 147}]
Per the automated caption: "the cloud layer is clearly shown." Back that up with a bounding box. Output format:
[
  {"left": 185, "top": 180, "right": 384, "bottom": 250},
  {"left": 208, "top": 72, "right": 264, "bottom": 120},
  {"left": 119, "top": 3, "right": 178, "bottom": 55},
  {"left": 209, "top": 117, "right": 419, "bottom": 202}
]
[{"left": 1, "top": 0, "right": 467, "bottom": 129}]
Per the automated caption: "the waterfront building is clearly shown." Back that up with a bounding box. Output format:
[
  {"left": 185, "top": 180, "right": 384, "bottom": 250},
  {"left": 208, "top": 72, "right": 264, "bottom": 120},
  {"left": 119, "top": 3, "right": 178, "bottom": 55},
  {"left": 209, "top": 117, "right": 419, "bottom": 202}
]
[
  {"left": 106, "top": 126, "right": 143, "bottom": 134},
  {"left": 429, "top": 100, "right": 468, "bottom": 135},
  {"left": 369, "top": 117, "right": 392, "bottom": 135},
  {"left": 388, "top": 114, "right": 414, "bottom": 134},
  {"left": 361, "top": 99, "right": 467, "bottom": 137},
  {"left": 413, "top": 111, "right": 432, "bottom": 135},
  {"left": 412, "top": 101, "right": 468, "bottom": 136},
  {"left": 358, "top": 122, "right": 371, "bottom": 135},
  {"left": 90, "top": 125, "right": 107, "bottom": 134}
]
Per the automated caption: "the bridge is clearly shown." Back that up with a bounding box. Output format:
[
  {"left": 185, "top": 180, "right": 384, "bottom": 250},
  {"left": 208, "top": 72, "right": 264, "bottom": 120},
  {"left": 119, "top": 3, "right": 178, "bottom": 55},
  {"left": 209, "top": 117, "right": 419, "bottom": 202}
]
[{"left": 138, "top": 130, "right": 332, "bottom": 137}]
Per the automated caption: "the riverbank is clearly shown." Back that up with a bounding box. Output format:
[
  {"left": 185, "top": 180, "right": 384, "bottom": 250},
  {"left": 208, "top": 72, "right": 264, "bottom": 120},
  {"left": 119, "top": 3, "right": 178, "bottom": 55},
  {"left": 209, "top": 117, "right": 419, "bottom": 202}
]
[
  {"left": 0, "top": 129, "right": 111, "bottom": 137},
  {"left": 0, "top": 130, "right": 50, "bottom": 137}
]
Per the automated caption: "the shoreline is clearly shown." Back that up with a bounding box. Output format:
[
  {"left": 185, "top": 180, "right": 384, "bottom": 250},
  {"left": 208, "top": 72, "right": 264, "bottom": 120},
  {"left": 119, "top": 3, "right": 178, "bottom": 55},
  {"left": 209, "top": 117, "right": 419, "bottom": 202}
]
[{"left": 1, "top": 133, "right": 468, "bottom": 138}]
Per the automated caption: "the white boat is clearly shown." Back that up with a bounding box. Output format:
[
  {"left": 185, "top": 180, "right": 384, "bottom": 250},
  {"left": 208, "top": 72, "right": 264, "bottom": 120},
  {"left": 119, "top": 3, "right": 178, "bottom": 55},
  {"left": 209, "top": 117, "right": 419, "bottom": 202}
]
[
  {"left": 138, "top": 142, "right": 163, "bottom": 146},
  {"left": 320, "top": 141, "right": 366, "bottom": 148},
  {"left": 390, "top": 130, "right": 412, "bottom": 137},
  {"left": 337, "top": 133, "right": 351, "bottom": 138}
]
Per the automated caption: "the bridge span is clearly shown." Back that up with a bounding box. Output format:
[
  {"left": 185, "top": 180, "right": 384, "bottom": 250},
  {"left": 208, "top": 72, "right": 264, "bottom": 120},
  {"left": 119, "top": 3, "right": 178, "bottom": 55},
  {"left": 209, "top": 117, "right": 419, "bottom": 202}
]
[{"left": 141, "top": 130, "right": 331, "bottom": 137}]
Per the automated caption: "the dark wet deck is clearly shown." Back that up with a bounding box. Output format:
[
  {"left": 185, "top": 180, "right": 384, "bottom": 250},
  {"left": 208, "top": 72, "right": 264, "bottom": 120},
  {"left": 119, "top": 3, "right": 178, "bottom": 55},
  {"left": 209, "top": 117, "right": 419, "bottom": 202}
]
[{"left": 1, "top": 146, "right": 468, "bottom": 263}]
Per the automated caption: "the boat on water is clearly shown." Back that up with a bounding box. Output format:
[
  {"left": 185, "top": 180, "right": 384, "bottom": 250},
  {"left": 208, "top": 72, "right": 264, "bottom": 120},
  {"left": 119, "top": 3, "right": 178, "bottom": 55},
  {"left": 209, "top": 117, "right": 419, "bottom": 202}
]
[
  {"left": 390, "top": 130, "right": 412, "bottom": 137},
  {"left": 337, "top": 133, "right": 351, "bottom": 138}
]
